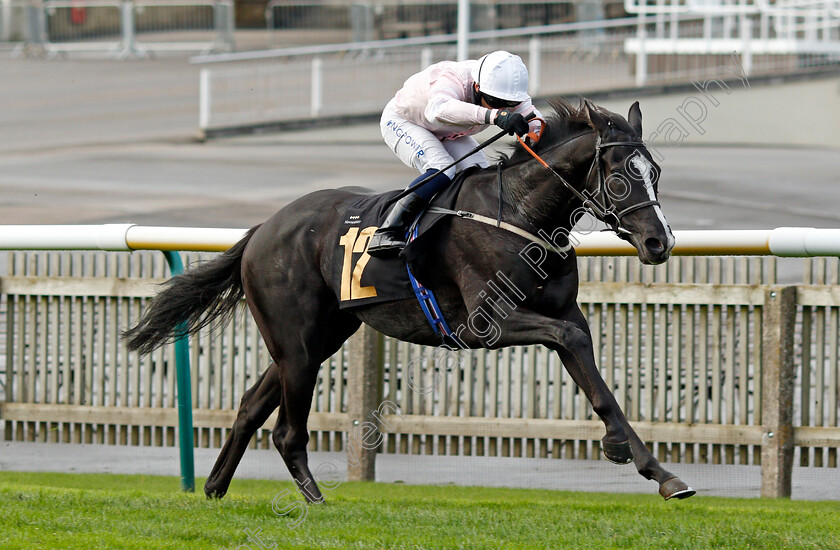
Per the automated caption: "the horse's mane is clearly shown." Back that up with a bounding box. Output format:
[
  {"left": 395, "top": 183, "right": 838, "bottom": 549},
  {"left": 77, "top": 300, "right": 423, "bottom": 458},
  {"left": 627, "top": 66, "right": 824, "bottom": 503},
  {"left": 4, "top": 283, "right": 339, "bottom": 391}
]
[{"left": 501, "top": 97, "right": 593, "bottom": 165}]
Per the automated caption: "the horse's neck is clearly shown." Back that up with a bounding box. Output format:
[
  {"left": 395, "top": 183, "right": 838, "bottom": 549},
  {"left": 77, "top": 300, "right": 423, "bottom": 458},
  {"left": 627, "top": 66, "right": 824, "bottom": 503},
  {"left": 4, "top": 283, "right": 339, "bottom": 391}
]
[{"left": 498, "top": 139, "right": 594, "bottom": 234}]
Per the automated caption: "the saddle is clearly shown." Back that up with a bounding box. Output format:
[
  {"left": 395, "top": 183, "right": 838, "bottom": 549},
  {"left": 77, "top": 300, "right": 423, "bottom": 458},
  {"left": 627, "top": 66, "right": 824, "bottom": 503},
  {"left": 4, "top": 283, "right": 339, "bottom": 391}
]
[{"left": 329, "top": 170, "right": 471, "bottom": 310}]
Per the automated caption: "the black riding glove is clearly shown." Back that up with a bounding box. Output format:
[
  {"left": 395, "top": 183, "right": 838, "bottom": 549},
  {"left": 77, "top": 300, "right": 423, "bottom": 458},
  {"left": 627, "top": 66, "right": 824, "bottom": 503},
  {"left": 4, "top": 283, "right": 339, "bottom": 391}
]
[{"left": 494, "top": 110, "right": 529, "bottom": 137}]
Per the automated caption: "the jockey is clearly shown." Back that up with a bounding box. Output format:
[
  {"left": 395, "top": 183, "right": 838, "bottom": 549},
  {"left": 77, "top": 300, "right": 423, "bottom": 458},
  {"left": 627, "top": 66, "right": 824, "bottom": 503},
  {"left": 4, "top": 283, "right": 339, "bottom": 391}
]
[{"left": 367, "top": 50, "right": 544, "bottom": 258}]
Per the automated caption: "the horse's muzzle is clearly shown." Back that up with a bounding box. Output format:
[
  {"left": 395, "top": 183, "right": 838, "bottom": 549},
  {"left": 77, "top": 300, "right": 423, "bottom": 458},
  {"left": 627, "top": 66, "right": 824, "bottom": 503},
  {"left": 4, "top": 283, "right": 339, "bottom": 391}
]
[{"left": 638, "top": 235, "right": 672, "bottom": 265}]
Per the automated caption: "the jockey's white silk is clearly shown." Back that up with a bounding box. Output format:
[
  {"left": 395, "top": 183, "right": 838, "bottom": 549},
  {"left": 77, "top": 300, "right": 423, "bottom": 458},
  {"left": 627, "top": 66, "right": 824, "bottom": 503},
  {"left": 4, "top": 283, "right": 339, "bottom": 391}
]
[
  {"left": 393, "top": 60, "right": 541, "bottom": 138},
  {"left": 381, "top": 59, "right": 543, "bottom": 176}
]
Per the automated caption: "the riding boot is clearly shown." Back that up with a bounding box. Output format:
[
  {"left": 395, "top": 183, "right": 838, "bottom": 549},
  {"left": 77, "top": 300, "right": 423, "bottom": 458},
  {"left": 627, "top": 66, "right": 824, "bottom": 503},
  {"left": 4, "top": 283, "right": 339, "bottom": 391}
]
[{"left": 367, "top": 193, "right": 429, "bottom": 258}]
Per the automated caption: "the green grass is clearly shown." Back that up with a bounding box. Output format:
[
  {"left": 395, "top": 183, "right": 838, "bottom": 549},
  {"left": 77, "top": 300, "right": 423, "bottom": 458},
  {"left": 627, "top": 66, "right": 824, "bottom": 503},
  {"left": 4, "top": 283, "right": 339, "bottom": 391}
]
[{"left": 1, "top": 472, "right": 839, "bottom": 550}]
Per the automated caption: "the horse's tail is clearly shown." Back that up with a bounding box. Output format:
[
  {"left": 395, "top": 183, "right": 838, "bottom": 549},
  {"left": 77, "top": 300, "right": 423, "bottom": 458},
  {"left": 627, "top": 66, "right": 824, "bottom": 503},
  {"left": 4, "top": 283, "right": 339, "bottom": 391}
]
[{"left": 123, "top": 225, "right": 261, "bottom": 356}]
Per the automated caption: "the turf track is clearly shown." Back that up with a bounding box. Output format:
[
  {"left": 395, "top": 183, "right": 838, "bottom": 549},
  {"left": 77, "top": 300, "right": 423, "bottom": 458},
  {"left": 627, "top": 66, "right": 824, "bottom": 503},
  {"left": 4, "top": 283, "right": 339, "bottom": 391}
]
[{"left": 2, "top": 472, "right": 839, "bottom": 549}]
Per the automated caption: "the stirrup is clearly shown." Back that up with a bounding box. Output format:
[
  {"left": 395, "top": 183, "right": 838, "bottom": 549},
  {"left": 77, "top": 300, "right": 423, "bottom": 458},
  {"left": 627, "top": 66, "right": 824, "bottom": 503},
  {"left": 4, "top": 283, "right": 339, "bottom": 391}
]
[
  {"left": 367, "top": 192, "right": 427, "bottom": 258},
  {"left": 367, "top": 229, "right": 406, "bottom": 258}
]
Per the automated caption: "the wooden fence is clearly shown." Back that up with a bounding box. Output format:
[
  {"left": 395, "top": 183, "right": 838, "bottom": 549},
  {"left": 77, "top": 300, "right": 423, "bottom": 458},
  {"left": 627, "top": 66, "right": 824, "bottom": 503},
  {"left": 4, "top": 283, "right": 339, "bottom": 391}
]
[{"left": 1, "top": 251, "right": 839, "bottom": 497}]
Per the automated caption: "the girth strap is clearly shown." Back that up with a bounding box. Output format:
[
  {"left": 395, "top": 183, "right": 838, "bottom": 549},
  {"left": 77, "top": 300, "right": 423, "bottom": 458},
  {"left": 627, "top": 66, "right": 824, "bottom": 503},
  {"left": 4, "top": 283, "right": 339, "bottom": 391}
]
[
  {"left": 405, "top": 225, "right": 454, "bottom": 340},
  {"left": 425, "top": 206, "right": 572, "bottom": 256}
]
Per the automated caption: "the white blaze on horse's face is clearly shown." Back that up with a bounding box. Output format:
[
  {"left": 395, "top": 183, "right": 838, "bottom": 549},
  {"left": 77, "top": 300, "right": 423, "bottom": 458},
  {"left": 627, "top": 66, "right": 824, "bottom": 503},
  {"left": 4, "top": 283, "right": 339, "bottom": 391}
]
[{"left": 630, "top": 155, "right": 675, "bottom": 252}]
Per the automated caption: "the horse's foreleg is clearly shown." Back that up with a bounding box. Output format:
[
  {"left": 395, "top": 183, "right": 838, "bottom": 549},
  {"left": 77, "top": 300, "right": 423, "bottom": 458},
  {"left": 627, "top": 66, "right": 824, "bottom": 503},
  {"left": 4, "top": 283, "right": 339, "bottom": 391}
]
[
  {"left": 204, "top": 362, "right": 283, "bottom": 499},
  {"left": 464, "top": 305, "right": 634, "bottom": 465},
  {"left": 561, "top": 307, "right": 695, "bottom": 500},
  {"left": 482, "top": 305, "right": 694, "bottom": 499},
  {"left": 551, "top": 320, "right": 635, "bottom": 465}
]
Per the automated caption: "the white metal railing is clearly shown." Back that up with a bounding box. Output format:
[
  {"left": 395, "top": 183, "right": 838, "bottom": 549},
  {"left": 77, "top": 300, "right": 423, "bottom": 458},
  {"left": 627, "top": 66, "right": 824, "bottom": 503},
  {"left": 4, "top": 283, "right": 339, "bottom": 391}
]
[
  {"left": 624, "top": 0, "right": 840, "bottom": 38},
  {"left": 2, "top": 224, "right": 840, "bottom": 257},
  {"left": 193, "top": 16, "right": 676, "bottom": 132},
  {"left": 262, "top": 0, "right": 597, "bottom": 47},
  {"left": 193, "top": 6, "right": 840, "bottom": 133},
  {"left": 11, "top": 0, "right": 233, "bottom": 57},
  {"left": 624, "top": 0, "right": 840, "bottom": 84},
  {"left": 193, "top": 15, "right": 651, "bottom": 64}
]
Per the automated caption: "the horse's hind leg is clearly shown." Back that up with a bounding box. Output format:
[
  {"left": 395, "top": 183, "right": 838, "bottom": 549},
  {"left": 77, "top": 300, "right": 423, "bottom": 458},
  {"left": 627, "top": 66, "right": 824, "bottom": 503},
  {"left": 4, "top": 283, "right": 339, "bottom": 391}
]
[
  {"left": 238, "top": 220, "right": 360, "bottom": 502},
  {"left": 269, "top": 314, "right": 361, "bottom": 504},
  {"left": 270, "top": 355, "right": 324, "bottom": 503},
  {"left": 204, "top": 362, "right": 283, "bottom": 498}
]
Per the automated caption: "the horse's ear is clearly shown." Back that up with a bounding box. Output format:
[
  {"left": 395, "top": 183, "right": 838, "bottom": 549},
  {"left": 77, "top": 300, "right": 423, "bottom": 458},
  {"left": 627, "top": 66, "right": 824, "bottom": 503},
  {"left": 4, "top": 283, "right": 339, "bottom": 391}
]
[
  {"left": 583, "top": 99, "right": 609, "bottom": 132},
  {"left": 628, "top": 101, "right": 642, "bottom": 135}
]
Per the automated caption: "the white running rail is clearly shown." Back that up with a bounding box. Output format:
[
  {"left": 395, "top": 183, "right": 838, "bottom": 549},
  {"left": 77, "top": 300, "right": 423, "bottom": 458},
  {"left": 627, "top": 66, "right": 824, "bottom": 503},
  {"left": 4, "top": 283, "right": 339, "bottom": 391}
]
[{"left": 1, "top": 224, "right": 839, "bottom": 257}]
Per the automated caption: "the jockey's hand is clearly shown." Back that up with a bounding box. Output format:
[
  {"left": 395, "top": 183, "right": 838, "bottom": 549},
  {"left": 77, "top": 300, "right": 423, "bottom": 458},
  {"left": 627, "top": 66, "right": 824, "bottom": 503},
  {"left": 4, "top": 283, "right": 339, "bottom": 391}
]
[{"left": 494, "top": 110, "right": 529, "bottom": 137}]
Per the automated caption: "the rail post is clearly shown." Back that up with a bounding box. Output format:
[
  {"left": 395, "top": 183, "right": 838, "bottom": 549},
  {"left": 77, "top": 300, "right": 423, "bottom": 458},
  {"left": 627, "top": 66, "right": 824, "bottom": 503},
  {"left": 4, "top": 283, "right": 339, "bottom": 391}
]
[
  {"left": 420, "top": 47, "right": 433, "bottom": 70},
  {"left": 635, "top": 12, "right": 647, "bottom": 87},
  {"left": 27, "top": 0, "right": 46, "bottom": 53},
  {"left": 310, "top": 57, "right": 323, "bottom": 118},
  {"left": 213, "top": 0, "right": 234, "bottom": 52},
  {"left": 162, "top": 251, "right": 196, "bottom": 492},
  {"left": 199, "top": 68, "right": 211, "bottom": 133},
  {"left": 528, "top": 37, "right": 540, "bottom": 96},
  {"left": 118, "top": 0, "right": 141, "bottom": 59},
  {"left": 760, "top": 286, "right": 796, "bottom": 498},
  {"left": 456, "top": 0, "right": 468, "bottom": 61},
  {"left": 346, "top": 324, "right": 384, "bottom": 481}
]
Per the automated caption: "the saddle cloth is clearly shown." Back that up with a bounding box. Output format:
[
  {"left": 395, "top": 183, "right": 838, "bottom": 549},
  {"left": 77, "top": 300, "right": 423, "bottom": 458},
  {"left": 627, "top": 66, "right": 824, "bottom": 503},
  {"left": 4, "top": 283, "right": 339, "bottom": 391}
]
[{"left": 329, "top": 170, "right": 473, "bottom": 310}]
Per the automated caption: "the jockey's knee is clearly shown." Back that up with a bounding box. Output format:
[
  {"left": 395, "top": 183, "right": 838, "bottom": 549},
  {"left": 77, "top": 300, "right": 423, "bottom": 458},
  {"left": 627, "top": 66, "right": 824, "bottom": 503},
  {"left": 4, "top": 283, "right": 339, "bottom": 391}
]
[
  {"left": 411, "top": 168, "right": 452, "bottom": 201},
  {"left": 419, "top": 161, "right": 455, "bottom": 180}
]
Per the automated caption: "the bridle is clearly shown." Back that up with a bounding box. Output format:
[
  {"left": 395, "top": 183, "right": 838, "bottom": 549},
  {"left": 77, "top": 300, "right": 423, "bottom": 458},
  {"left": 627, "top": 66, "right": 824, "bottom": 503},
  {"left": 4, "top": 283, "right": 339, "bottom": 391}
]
[
  {"left": 421, "top": 124, "right": 661, "bottom": 259},
  {"left": 586, "top": 135, "right": 661, "bottom": 236},
  {"left": 517, "top": 129, "right": 660, "bottom": 237}
]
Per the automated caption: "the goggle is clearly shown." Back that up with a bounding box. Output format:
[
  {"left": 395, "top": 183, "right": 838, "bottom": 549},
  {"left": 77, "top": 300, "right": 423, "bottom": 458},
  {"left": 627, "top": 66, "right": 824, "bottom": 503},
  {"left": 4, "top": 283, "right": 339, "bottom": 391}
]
[{"left": 481, "top": 93, "right": 523, "bottom": 110}]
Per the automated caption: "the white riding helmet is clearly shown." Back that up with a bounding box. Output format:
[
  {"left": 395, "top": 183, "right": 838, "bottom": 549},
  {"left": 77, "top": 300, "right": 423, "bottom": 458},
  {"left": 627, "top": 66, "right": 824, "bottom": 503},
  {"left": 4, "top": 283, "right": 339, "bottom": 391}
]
[{"left": 472, "top": 51, "right": 530, "bottom": 103}]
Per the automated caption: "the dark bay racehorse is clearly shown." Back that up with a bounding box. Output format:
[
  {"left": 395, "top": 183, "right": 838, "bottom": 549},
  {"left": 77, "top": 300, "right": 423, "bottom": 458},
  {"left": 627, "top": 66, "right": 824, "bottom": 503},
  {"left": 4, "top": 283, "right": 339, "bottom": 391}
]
[{"left": 124, "top": 98, "right": 694, "bottom": 502}]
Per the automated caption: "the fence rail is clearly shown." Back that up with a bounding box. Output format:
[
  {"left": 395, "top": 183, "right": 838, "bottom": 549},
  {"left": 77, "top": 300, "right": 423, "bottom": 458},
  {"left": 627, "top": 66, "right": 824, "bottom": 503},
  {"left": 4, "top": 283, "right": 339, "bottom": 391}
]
[
  {"left": 3, "top": 0, "right": 233, "bottom": 57},
  {"left": 262, "top": 0, "right": 592, "bottom": 46},
  {"left": 192, "top": 1, "right": 840, "bottom": 134},
  {"left": 194, "top": 16, "right": 662, "bottom": 133},
  {"left": 0, "top": 226, "right": 839, "bottom": 498}
]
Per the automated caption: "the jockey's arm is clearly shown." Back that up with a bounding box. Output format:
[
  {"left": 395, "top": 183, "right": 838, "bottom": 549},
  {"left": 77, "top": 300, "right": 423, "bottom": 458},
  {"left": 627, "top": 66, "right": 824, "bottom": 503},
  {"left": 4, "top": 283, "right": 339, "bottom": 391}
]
[{"left": 424, "top": 88, "right": 488, "bottom": 128}]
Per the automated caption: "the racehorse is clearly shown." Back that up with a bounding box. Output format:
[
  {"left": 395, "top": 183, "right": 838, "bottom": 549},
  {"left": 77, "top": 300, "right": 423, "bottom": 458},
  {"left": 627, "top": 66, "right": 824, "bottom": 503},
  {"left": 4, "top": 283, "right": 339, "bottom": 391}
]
[{"left": 124, "top": 97, "right": 695, "bottom": 502}]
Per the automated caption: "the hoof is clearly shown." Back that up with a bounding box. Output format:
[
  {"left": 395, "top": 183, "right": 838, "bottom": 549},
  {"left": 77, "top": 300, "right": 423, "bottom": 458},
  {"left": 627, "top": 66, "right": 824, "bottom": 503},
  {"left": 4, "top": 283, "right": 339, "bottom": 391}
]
[
  {"left": 602, "top": 439, "right": 633, "bottom": 464},
  {"left": 204, "top": 483, "right": 227, "bottom": 500},
  {"left": 659, "top": 477, "right": 696, "bottom": 500},
  {"left": 297, "top": 481, "right": 325, "bottom": 504}
]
